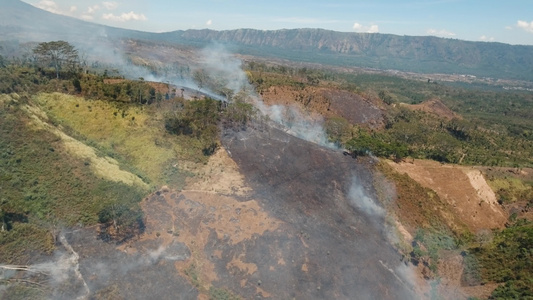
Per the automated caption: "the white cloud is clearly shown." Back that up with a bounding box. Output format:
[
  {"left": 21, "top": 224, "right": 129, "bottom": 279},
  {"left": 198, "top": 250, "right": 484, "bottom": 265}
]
[
  {"left": 505, "top": 26, "right": 513, "bottom": 30},
  {"left": 36, "top": 0, "right": 60, "bottom": 13},
  {"left": 102, "top": 11, "right": 147, "bottom": 22},
  {"left": 81, "top": 14, "right": 94, "bottom": 20},
  {"left": 367, "top": 24, "right": 379, "bottom": 33},
  {"left": 206, "top": 19, "right": 213, "bottom": 26},
  {"left": 87, "top": 5, "right": 100, "bottom": 14},
  {"left": 479, "top": 35, "right": 495, "bottom": 42},
  {"left": 35, "top": 0, "right": 77, "bottom": 17},
  {"left": 517, "top": 20, "right": 533, "bottom": 33},
  {"left": 353, "top": 22, "right": 379, "bottom": 33},
  {"left": 102, "top": 1, "right": 119, "bottom": 10},
  {"left": 427, "top": 28, "right": 456, "bottom": 37}
]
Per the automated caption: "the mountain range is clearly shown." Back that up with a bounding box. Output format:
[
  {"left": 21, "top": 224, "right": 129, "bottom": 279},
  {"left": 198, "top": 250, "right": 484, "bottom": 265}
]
[{"left": 1, "top": 0, "right": 533, "bottom": 81}]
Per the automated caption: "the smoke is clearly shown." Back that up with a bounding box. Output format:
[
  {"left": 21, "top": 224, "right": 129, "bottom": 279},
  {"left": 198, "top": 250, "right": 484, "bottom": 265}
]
[
  {"left": 192, "top": 43, "right": 338, "bottom": 148},
  {"left": 250, "top": 103, "right": 336, "bottom": 149},
  {"left": 347, "top": 176, "right": 426, "bottom": 299},
  {"left": 199, "top": 43, "right": 250, "bottom": 97},
  {"left": 348, "top": 176, "right": 385, "bottom": 217},
  {"left": 0, "top": 231, "right": 190, "bottom": 299}
]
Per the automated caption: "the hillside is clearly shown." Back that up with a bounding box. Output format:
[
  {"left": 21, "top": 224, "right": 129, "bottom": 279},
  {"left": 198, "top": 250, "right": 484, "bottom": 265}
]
[
  {"left": 1, "top": 0, "right": 533, "bottom": 81},
  {"left": 1, "top": 4, "right": 532, "bottom": 299}
]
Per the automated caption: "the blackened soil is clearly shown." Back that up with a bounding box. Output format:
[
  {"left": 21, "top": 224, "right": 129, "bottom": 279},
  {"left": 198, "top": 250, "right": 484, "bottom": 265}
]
[{"left": 217, "top": 126, "right": 417, "bottom": 299}]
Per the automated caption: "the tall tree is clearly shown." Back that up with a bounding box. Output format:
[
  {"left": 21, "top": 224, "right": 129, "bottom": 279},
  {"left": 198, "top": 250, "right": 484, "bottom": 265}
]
[{"left": 33, "top": 41, "right": 79, "bottom": 79}]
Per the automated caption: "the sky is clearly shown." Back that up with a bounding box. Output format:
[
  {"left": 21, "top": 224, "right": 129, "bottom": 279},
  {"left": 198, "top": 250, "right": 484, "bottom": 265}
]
[{"left": 22, "top": 0, "right": 533, "bottom": 45}]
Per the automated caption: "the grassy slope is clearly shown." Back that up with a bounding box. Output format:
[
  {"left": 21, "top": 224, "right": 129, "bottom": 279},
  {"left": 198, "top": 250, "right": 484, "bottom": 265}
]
[
  {"left": 0, "top": 94, "right": 145, "bottom": 263},
  {"left": 33, "top": 92, "right": 203, "bottom": 188},
  {"left": 0, "top": 91, "right": 208, "bottom": 265}
]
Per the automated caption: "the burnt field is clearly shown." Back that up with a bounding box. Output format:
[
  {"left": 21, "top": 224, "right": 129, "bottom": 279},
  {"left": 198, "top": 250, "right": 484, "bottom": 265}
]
[
  {"left": 3, "top": 125, "right": 419, "bottom": 299},
  {"left": 217, "top": 126, "right": 418, "bottom": 299}
]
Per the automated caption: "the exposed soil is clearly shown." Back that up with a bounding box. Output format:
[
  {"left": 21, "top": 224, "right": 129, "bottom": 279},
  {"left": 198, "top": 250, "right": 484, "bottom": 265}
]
[
  {"left": 260, "top": 85, "right": 384, "bottom": 128},
  {"left": 186, "top": 147, "right": 252, "bottom": 196},
  {"left": 403, "top": 98, "right": 459, "bottom": 121},
  {"left": 8, "top": 124, "right": 495, "bottom": 299},
  {"left": 218, "top": 126, "right": 420, "bottom": 299},
  {"left": 87, "top": 125, "right": 420, "bottom": 300},
  {"left": 387, "top": 159, "right": 507, "bottom": 232}
]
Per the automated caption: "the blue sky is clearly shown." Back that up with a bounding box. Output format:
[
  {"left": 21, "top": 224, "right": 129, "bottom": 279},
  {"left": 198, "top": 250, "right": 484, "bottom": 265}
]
[{"left": 23, "top": 0, "right": 533, "bottom": 45}]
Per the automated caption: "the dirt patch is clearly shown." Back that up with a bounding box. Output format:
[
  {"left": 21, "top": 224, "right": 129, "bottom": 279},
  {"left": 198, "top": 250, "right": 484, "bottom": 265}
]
[
  {"left": 403, "top": 98, "right": 459, "bottom": 120},
  {"left": 221, "top": 127, "right": 420, "bottom": 299},
  {"left": 227, "top": 255, "right": 258, "bottom": 275},
  {"left": 387, "top": 159, "right": 507, "bottom": 232},
  {"left": 260, "top": 86, "right": 384, "bottom": 128},
  {"left": 133, "top": 189, "right": 281, "bottom": 297},
  {"left": 186, "top": 146, "right": 252, "bottom": 196}
]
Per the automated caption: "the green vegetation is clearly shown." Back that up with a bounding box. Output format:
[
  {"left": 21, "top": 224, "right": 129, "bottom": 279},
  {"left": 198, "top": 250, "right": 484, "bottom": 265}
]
[
  {"left": 0, "top": 41, "right": 198, "bottom": 265},
  {"left": 164, "top": 97, "right": 221, "bottom": 156},
  {"left": 470, "top": 219, "right": 533, "bottom": 299},
  {"left": 347, "top": 106, "right": 533, "bottom": 166},
  {"left": 33, "top": 40, "right": 79, "bottom": 79},
  {"left": 247, "top": 64, "right": 533, "bottom": 168},
  {"left": 209, "top": 287, "right": 241, "bottom": 300},
  {"left": 164, "top": 96, "right": 259, "bottom": 156},
  {"left": 1, "top": 39, "right": 532, "bottom": 299},
  {"left": 412, "top": 228, "right": 458, "bottom": 272},
  {"left": 484, "top": 172, "right": 533, "bottom": 205},
  {"left": 0, "top": 94, "right": 146, "bottom": 247},
  {"left": 0, "top": 223, "right": 54, "bottom": 264}
]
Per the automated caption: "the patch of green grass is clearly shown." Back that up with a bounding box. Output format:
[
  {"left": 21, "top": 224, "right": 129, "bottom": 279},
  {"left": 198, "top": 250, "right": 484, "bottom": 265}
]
[
  {"left": 486, "top": 176, "right": 533, "bottom": 204},
  {"left": 0, "top": 283, "right": 48, "bottom": 300},
  {"left": 209, "top": 287, "right": 241, "bottom": 300},
  {"left": 184, "top": 263, "right": 200, "bottom": 288},
  {"left": 0, "top": 223, "right": 54, "bottom": 264}
]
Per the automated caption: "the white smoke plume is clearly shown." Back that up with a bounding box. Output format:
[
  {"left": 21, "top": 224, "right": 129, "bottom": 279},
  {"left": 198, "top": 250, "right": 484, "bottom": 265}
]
[
  {"left": 199, "top": 43, "right": 250, "bottom": 97},
  {"left": 193, "top": 43, "right": 338, "bottom": 148},
  {"left": 348, "top": 176, "right": 385, "bottom": 216}
]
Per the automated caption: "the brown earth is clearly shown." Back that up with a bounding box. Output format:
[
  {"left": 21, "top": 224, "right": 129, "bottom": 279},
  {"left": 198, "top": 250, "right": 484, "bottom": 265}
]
[
  {"left": 387, "top": 159, "right": 507, "bottom": 233},
  {"left": 101, "top": 127, "right": 421, "bottom": 299},
  {"left": 383, "top": 159, "right": 513, "bottom": 300},
  {"left": 403, "top": 98, "right": 459, "bottom": 121},
  {"left": 11, "top": 127, "right": 497, "bottom": 300},
  {"left": 260, "top": 85, "right": 385, "bottom": 128}
]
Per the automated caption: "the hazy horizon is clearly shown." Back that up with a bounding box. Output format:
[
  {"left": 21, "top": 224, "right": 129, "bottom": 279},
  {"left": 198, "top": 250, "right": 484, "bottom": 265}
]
[{"left": 19, "top": 0, "right": 533, "bottom": 46}]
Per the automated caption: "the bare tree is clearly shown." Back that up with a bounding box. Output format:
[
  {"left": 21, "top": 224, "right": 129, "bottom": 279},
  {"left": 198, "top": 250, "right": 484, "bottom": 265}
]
[{"left": 33, "top": 41, "right": 79, "bottom": 79}]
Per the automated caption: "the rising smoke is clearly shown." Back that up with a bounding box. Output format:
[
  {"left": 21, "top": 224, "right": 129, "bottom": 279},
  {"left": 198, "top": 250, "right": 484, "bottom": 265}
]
[{"left": 3, "top": 30, "right": 428, "bottom": 298}]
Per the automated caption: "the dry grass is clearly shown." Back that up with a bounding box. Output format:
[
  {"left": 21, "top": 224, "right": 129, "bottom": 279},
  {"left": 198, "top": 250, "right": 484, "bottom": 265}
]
[
  {"left": 33, "top": 93, "right": 196, "bottom": 187},
  {"left": 22, "top": 102, "right": 149, "bottom": 189}
]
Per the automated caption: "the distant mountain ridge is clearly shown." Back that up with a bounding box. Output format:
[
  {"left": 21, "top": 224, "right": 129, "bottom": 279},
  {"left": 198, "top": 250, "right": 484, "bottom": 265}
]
[
  {"left": 1, "top": 0, "right": 533, "bottom": 81},
  {"left": 159, "top": 28, "right": 533, "bottom": 81}
]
